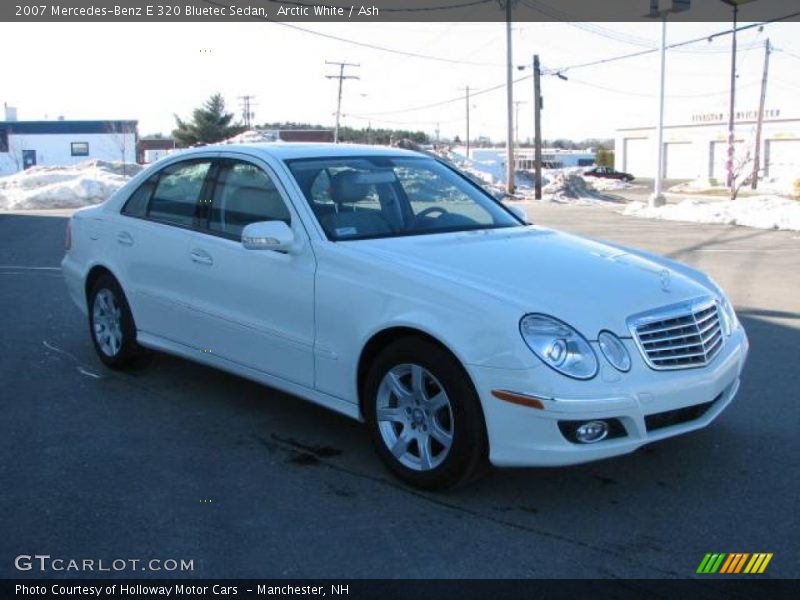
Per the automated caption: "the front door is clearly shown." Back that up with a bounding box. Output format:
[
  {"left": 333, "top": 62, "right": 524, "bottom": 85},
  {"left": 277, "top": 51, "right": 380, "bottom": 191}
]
[{"left": 185, "top": 156, "right": 316, "bottom": 387}]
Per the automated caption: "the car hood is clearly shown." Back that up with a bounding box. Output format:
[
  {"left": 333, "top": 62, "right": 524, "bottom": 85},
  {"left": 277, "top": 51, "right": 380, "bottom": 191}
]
[{"left": 349, "top": 226, "right": 714, "bottom": 337}]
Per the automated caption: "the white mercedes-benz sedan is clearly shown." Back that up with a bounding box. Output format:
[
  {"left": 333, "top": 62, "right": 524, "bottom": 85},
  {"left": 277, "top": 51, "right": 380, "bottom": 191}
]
[{"left": 62, "top": 143, "right": 749, "bottom": 489}]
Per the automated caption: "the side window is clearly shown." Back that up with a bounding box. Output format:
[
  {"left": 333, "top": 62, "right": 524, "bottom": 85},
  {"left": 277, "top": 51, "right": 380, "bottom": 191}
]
[
  {"left": 207, "top": 160, "right": 291, "bottom": 239},
  {"left": 146, "top": 160, "right": 211, "bottom": 227},
  {"left": 121, "top": 175, "right": 158, "bottom": 217}
]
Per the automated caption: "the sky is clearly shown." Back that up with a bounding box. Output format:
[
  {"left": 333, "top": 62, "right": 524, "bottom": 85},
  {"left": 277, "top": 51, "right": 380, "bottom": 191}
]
[{"left": 1, "top": 19, "right": 798, "bottom": 143}]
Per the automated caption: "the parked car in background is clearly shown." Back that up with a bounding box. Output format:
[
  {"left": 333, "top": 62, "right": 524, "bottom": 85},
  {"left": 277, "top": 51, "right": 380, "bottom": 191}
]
[
  {"left": 584, "top": 166, "right": 635, "bottom": 181},
  {"left": 62, "top": 144, "right": 747, "bottom": 489}
]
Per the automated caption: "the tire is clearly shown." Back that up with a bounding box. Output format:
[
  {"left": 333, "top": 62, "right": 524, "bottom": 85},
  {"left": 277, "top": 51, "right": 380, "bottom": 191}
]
[
  {"left": 363, "top": 337, "right": 488, "bottom": 490},
  {"left": 88, "top": 274, "right": 141, "bottom": 369}
]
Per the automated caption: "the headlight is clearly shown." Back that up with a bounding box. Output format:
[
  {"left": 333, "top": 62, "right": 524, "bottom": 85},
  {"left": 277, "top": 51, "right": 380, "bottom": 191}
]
[
  {"left": 709, "top": 279, "right": 739, "bottom": 335},
  {"left": 520, "top": 314, "right": 598, "bottom": 380},
  {"left": 597, "top": 331, "right": 631, "bottom": 372}
]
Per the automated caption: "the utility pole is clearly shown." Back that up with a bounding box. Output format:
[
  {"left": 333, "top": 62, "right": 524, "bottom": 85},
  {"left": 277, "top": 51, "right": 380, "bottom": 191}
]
[
  {"left": 725, "top": 3, "right": 739, "bottom": 195},
  {"left": 751, "top": 38, "right": 771, "bottom": 190},
  {"left": 504, "top": 0, "right": 515, "bottom": 195},
  {"left": 325, "top": 61, "right": 360, "bottom": 144},
  {"left": 533, "top": 54, "right": 543, "bottom": 200},
  {"left": 650, "top": 16, "right": 667, "bottom": 208},
  {"left": 460, "top": 86, "right": 471, "bottom": 157},
  {"left": 238, "top": 95, "right": 256, "bottom": 129}
]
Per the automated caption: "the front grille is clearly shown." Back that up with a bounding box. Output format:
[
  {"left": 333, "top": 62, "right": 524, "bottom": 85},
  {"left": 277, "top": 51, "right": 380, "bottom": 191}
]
[
  {"left": 644, "top": 394, "right": 722, "bottom": 432},
  {"left": 630, "top": 299, "right": 724, "bottom": 370}
]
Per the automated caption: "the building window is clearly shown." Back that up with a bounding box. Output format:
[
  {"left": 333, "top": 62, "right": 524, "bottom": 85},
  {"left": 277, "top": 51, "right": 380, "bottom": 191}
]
[
  {"left": 71, "top": 142, "right": 89, "bottom": 156},
  {"left": 0, "top": 130, "right": 8, "bottom": 153}
]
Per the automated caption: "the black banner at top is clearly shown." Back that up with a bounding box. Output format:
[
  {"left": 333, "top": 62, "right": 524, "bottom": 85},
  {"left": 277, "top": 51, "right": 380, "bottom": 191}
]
[{"left": 3, "top": 0, "right": 800, "bottom": 22}]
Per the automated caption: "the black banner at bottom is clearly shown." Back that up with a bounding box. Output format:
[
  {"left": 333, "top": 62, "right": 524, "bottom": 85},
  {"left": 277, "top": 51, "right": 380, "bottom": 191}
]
[{"left": 3, "top": 579, "right": 800, "bottom": 600}]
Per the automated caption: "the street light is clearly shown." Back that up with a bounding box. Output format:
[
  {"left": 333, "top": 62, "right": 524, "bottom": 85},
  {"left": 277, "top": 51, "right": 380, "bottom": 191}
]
[{"left": 644, "top": 0, "right": 691, "bottom": 208}]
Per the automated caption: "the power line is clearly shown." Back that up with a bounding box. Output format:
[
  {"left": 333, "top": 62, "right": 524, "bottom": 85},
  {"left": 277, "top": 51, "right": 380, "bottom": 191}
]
[
  {"left": 566, "top": 76, "right": 761, "bottom": 99},
  {"left": 551, "top": 12, "right": 800, "bottom": 74},
  {"left": 201, "top": 0, "right": 504, "bottom": 67},
  {"left": 774, "top": 47, "right": 800, "bottom": 62},
  {"left": 355, "top": 74, "right": 533, "bottom": 117}
]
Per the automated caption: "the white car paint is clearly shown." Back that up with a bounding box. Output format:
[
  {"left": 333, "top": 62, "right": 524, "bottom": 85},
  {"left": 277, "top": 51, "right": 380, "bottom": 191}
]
[{"left": 62, "top": 143, "right": 748, "bottom": 468}]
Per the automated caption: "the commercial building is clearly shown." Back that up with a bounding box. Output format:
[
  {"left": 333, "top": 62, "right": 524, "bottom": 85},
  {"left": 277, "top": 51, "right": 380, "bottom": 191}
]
[
  {"left": 615, "top": 108, "right": 800, "bottom": 182},
  {"left": 470, "top": 147, "right": 596, "bottom": 171},
  {"left": 0, "top": 108, "right": 137, "bottom": 176}
]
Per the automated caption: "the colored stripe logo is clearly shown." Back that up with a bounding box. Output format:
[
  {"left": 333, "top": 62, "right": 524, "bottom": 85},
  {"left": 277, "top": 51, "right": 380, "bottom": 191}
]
[{"left": 697, "top": 553, "right": 773, "bottom": 574}]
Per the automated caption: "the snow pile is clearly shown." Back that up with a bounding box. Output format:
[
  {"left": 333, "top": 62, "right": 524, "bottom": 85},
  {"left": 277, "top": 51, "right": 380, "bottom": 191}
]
[
  {"left": 538, "top": 172, "right": 618, "bottom": 204},
  {"left": 623, "top": 196, "right": 800, "bottom": 231},
  {"left": 585, "top": 177, "right": 635, "bottom": 192},
  {"left": 0, "top": 160, "right": 142, "bottom": 210},
  {"left": 224, "top": 129, "right": 280, "bottom": 144}
]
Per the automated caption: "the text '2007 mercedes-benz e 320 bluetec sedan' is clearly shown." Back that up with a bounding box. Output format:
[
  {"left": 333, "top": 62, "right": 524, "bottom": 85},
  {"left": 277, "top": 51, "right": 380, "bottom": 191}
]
[{"left": 62, "top": 143, "right": 749, "bottom": 489}]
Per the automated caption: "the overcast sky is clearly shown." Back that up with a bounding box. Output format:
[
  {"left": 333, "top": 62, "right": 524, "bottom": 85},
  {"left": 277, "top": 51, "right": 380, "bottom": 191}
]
[{"left": 1, "top": 19, "right": 798, "bottom": 142}]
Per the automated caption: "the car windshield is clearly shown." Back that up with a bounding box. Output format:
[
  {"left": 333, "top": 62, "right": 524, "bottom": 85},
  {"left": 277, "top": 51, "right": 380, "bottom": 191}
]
[{"left": 286, "top": 156, "right": 521, "bottom": 241}]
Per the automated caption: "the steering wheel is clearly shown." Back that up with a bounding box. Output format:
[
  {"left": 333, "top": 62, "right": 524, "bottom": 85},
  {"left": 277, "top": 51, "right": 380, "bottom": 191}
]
[{"left": 415, "top": 206, "right": 449, "bottom": 220}]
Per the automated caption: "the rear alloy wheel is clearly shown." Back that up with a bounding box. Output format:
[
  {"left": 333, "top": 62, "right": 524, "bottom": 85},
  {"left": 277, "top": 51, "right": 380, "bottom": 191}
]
[
  {"left": 364, "top": 338, "right": 487, "bottom": 490},
  {"left": 89, "top": 274, "right": 141, "bottom": 368}
]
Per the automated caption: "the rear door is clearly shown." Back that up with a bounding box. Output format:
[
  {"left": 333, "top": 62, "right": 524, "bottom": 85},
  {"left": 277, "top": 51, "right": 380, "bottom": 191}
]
[
  {"left": 114, "top": 156, "right": 216, "bottom": 347},
  {"left": 183, "top": 155, "right": 317, "bottom": 386}
]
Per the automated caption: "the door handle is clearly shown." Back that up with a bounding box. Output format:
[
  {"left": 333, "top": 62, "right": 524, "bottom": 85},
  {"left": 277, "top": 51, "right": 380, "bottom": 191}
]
[
  {"left": 190, "top": 249, "right": 213, "bottom": 266},
  {"left": 117, "top": 231, "right": 134, "bottom": 246}
]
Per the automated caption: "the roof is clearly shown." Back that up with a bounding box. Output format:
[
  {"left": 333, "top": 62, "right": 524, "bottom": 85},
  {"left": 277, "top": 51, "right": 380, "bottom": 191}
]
[
  {"left": 208, "top": 143, "right": 424, "bottom": 160},
  {"left": 0, "top": 120, "right": 137, "bottom": 135}
]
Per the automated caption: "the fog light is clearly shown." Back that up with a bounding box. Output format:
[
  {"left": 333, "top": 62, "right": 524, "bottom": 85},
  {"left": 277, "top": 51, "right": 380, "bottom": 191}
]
[{"left": 575, "top": 420, "right": 609, "bottom": 443}]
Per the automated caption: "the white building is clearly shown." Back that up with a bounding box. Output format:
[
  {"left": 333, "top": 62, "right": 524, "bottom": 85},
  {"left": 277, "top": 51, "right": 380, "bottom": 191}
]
[
  {"left": 615, "top": 108, "right": 800, "bottom": 182},
  {"left": 470, "top": 147, "right": 596, "bottom": 170},
  {"left": 0, "top": 115, "right": 138, "bottom": 176}
]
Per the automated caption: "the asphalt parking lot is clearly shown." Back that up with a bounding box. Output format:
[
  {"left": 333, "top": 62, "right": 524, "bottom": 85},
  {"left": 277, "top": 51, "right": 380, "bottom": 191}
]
[{"left": 1, "top": 207, "right": 798, "bottom": 579}]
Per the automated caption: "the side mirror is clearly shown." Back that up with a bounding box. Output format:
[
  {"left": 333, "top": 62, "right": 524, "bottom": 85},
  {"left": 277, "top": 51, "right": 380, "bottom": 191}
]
[
  {"left": 508, "top": 205, "right": 530, "bottom": 224},
  {"left": 241, "top": 221, "right": 295, "bottom": 252}
]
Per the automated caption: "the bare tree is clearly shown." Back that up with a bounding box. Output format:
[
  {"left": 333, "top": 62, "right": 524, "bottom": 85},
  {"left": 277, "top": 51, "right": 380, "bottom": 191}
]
[
  {"left": 105, "top": 121, "right": 138, "bottom": 176},
  {"left": 729, "top": 149, "right": 755, "bottom": 201}
]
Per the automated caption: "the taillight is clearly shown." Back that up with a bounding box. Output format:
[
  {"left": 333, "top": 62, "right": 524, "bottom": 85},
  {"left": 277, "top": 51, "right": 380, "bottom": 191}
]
[{"left": 65, "top": 219, "right": 72, "bottom": 251}]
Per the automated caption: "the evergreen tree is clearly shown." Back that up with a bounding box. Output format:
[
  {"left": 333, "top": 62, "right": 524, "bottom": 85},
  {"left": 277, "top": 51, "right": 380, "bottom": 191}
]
[{"left": 172, "top": 94, "right": 245, "bottom": 146}]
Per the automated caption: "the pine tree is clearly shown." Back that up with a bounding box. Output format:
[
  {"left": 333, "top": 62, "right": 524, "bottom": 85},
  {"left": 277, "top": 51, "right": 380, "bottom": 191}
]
[{"left": 172, "top": 94, "right": 245, "bottom": 146}]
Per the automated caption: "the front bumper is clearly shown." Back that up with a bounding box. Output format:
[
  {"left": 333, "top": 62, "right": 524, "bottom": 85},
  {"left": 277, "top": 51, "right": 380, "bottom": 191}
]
[{"left": 470, "top": 327, "right": 749, "bottom": 467}]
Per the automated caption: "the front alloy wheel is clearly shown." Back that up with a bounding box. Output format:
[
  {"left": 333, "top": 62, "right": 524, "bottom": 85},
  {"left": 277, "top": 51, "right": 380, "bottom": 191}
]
[
  {"left": 376, "top": 364, "right": 455, "bottom": 471},
  {"left": 364, "top": 337, "right": 488, "bottom": 490}
]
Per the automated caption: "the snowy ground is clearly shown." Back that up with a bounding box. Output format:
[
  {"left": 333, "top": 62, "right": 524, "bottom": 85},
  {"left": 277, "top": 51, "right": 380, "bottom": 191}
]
[
  {"left": 669, "top": 177, "right": 799, "bottom": 198},
  {"left": 0, "top": 160, "right": 142, "bottom": 210},
  {"left": 623, "top": 196, "right": 800, "bottom": 232}
]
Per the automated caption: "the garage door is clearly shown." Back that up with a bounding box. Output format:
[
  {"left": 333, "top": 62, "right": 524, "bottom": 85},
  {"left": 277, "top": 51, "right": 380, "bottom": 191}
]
[
  {"left": 766, "top": 139, "right": 800, "bottom": 180},
  {"left": 663, "top": 142, "right": 696, "bottom": 179},
  {"left": 623, "top": 138, "right": 650, "bottom": 178},
  {"left": 710, "top": 140, "right": 743, "bottom": 182}
]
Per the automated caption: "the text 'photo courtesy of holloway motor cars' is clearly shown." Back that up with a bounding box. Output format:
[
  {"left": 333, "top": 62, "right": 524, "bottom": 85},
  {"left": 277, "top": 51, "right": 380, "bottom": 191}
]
[{"left": 61, "top": 143, "right": 749, "bottom": 490}]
